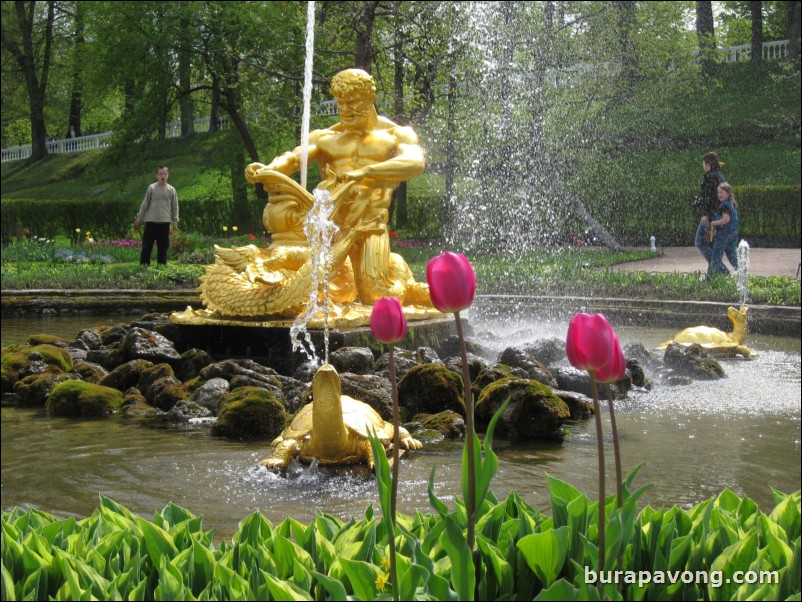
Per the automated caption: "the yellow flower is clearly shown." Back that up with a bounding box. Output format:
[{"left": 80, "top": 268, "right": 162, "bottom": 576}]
[
  {"left": 85, "top": 231, "right": 91, "bottom": 238},
  {"left": 381, "top": 557, "right": 391, "bottom": 571},
  {"left": 75, "top": 228, "right": 81, "bottom": 233},
  {"left": 375, "top": 572, "right": 389, "bottom": 591},
  {"left": 232, "top": 226, "right": 238, "bottom": 232},
  {"left": 223, "top": 226, "right": 228, "bottom": 232}
]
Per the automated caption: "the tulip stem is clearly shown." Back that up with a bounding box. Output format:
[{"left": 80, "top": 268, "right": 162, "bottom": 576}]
[
  {"left": 388, "top": 344, "right": 400, "bottom": 602},
  {"left": 590, "top": 374, "right": 605, "bottom": 585},
  {"left": 606, "top": 385, "right": 623, "bottom": 509},
  {"left": 389, "top": 344, "right": 400, "bottom": 523},
  {"left": 455, "top": 312, "right": 475, "bottom": 551}
]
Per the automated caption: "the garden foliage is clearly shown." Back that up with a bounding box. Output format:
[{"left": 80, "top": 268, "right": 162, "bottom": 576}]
[{"left": 2, "top": 478, "right": 799, "bottom": 601}]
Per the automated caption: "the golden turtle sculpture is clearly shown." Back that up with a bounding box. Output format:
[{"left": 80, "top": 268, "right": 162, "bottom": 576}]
[
  {"left": 260, "top": 363, "right": 422, "bottom": 469},
  {"left": 657, "top": 305, "right": 755, "bottom": 358}
]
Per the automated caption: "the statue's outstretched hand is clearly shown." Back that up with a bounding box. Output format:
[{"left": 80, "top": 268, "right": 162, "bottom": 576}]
[{"left": 245, "top": 162, "right": 268, "bottom": 184}]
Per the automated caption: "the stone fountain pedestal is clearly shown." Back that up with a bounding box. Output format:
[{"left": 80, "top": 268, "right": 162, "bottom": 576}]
[{"left": 169, "top": 307, "right": 460, "bottom": 374}]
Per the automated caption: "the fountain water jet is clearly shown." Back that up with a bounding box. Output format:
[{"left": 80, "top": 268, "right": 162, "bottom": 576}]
[{"left": 736, "top": 240, "right": 750, "bottom": 307}]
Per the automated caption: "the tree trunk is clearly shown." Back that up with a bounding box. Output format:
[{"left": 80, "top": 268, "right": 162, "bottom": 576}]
[
  {"left": 695, "top": 1, "right": 716, "bottom": 77},
  {"left": 354, "top": 1, "right": 379, "bottom": 71},
  {"left": 1, "top": 0, "right": 55, "bottom": 162},
  {"left": 617, "top": 1, "right": 638, "bottom": 84},
  {"left": 222, "top": 89, "right": 259, "bottom": 162},
  {"left": 67, "top": 0, "right": 85, "bottom": 138},
  {"left": 391, "top": 24, "right": 407, "bottom": 228},
  {"left": 178, "top": 7, "right": 195, "bottom": 138},
  {"left": 230, "top": 149, "right": 252, "bottom": 229},
  {"left": 209, "top": 75, "right": 221, "bottom": 132},
  {"left": 786, "top": 1, "right": 800, "bottom": 60},
  {"left": 750, "top": 1, "right": 763, "bottom": 63}
]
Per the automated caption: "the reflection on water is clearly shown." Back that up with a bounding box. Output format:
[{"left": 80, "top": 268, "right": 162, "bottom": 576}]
[{"left": 1, "top": 313, "right": 800, "bottom": 542}]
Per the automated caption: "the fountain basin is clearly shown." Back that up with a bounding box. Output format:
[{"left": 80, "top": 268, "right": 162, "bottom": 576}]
[
  {"left": 3, "top": 291, "right": 799, "bottom": 337},
  {"left": 167, "top": 312, "right": 460, "bottom": 373}
]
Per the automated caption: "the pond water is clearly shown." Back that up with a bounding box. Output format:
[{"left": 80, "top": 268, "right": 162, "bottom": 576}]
[{"left": 2, "top": 311, "right": 800, "bottom": 541}]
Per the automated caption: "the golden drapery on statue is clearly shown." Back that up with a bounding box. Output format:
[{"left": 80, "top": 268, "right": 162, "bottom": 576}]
[{"left": 176, "top": 68, "right": 437, "bottom": 327}]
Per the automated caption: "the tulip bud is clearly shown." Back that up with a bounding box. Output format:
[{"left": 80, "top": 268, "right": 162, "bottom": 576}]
[
  {"left": 565, "top": 313, "right": 618, "bottom": 374},
  {"left": 370, "top": 297, "right": 407, "bottom": 344},
  {"left": 426, "top": 252, "right": 476, "bottom": 314},
  {"left": 595, "top": 333, "right": 626, "bottom": 384}
]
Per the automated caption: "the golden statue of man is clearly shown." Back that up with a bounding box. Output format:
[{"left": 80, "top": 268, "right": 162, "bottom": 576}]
[
  {"left": 244, "top": 68, "right": 428, "bottom": 307},
  {"left": 190, "top": 69, "right": 430, "bottom": 320}
]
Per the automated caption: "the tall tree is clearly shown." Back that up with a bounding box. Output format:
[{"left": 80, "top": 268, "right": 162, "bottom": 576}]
[
  {"left": 696, "top": 1, "right": 716, "bottom": 76},
  {"left": 354, "top": 1, "right": 380, "bottom": 71},
  {"left": 1, "top": 0, "right": 56, "bottom": 162},
  {"left": 750, "top": 1, "right": 763, "bottom": 63},
  {"left": 177, "top": 2, "right": 195, "bottom": 138},
  {"left": 787, "top": 0, "right": 801, "bottom": 60},
  {"left": 617, "top": 1, "right": 638, "bottom": 84},
  {"left": 66, "top": 0, "right": 85, "bottom": 137}
]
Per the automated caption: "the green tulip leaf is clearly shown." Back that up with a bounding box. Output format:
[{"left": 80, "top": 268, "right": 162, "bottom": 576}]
[{"left": 517, "top": 526, "right": 570, "bottom": 586}]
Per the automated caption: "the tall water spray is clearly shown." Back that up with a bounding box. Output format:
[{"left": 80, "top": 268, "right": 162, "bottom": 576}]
[
  {"left": 290, "top": 189, "right": 339, "bottom": 364},
  {"left": 439, "top": 2, "right": 571, "bottom": 254},
  {"left": 299, "top": 1, "right": 316, "bottom": 190},
  {"left": 736, "top": 240, "right": 750, "bottom": 306},
  {"left": 290, "top": 0, "right": 335, "bottom": 364}
]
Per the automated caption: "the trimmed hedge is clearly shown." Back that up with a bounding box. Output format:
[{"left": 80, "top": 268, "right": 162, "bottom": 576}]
[
  {"left": 1, "top": 196, "right": 264, "bottom": 244},
  {"left": 584, "top": 185, "right": 801, "bottom": 248},
  {"left": 2, "top": 186, "right": 798, "bottom": 247}
]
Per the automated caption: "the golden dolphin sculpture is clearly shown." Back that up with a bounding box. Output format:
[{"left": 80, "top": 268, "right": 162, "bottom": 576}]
[{"left": 198, "top": 170, "right": 430, "bottom": 318}]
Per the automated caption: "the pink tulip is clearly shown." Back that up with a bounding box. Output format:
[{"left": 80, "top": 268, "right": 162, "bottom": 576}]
[
  {"left": 370, "top": 297, "right": 407, "bottom": 344},
  {"left": 596, "top": 333, "right": 626, "bottom": 384},
  {"left": 426, "top": 252, "right": 476, "bottom": 314},
  {"left": 565, "top": 313, "right": 618, "bottom": 374}
]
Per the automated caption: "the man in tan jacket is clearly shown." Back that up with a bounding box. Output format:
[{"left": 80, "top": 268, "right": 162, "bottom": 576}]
[{"left": 135, "top": 166, "right": 179, "bottom": 265}]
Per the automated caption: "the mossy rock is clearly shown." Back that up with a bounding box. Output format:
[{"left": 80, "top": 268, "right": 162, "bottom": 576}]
[
  {"left": 663, "top": 343, "right": 725, "bottom": 380},
  {"left": 150, "top": 377, "right": 189, "bottom": 411},
  {"left": 14, "top": 373, "right": 80, "bottom": 407},
  {"left": 31, "top": 344, "right": 74, "bottom": 373},
  {"left": 122, "top": 388, "right": 161, "bottom": 417},
  {"left": 398, "top": 363, "right": 465, "bottom": 415},
  {"left": 27, "top": 333, "right": 74, "bottom": 347},
  {"left": 1, "top": 349, "right": 31, "bottom": 393},
  {"left": 476, "top": 377, "right": 570, "bottom": 440},
  {"left": 72, "top": 361, "right": 109, "bottom": 384},
  {"left": 99, "top": 359, "right": 154, "bottom": 392},
  {"left": 46, "top": 380, "right": 126, "bottom": 417},
  {"left": 1, "top": 344, "right": 73, "bottom": 393},
  {"left": 415, "top": 410, "right": 465, "bottom": 438},
  {"left": 212, "top": 386, "right": 288, "bottom": 440}
]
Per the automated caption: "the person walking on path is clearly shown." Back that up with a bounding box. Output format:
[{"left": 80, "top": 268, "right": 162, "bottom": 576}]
[
  {"left": 693, "top": 151, "right": 727, "bottom": 259},
  {"left": 135, "top": 166, "right": 179, "bottom": 266},
  {"left": 699, "top": 182, "right": 740, "bottom": 279}
]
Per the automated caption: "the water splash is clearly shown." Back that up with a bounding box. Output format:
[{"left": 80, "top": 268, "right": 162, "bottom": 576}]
[
  {"left": 736, "top": 240, "right": 750, "bottom": 306},
  {"left": 299, "top": 1, "right": 316, "bottom": 190},
  {"left": 290, "top": 188, "right": 339, "bottom": 364}
]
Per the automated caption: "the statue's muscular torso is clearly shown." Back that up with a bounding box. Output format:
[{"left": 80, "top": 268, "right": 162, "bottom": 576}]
[{"left": 311, "top": 121, "right": 413, "bottom": 227}]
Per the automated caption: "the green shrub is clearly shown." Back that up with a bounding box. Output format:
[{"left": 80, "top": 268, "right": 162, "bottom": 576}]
[
  {"left": 583, "top": 185, "right": 800, "bottom": 247},
  {"left": 2, "top": 484, "right": 798, "bottom": 601}
]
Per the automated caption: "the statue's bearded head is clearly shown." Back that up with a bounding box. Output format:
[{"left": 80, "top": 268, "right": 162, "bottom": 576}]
[{"left": 331, "top": 69, "right": 376, "bottom": 132}]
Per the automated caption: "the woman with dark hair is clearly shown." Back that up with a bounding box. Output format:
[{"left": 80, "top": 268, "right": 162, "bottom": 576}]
[{"left": 693, "top": 151, "right": 727, "bottom": 261}]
